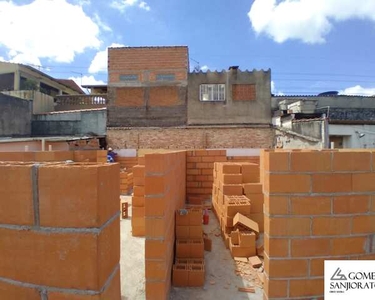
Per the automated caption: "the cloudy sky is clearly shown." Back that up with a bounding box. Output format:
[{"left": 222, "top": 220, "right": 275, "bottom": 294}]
[{"left": 0, "top": 0, "right": 374, "bottom": 95}]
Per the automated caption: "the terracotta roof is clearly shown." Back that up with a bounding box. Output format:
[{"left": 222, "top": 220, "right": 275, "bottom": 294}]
[{"left": 56, "top": 79, "right": 84, "bottom": 94}]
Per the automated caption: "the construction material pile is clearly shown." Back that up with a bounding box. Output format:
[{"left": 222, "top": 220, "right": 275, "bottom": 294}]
[
  {"left": 172, "top": 208, "right": 205, "bottom": 287},
  {"left": 212, "top": 162, "right": 264, "bottom": 258}
]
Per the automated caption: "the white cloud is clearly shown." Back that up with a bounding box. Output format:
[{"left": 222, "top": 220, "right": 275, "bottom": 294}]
[
  {"left": 93, "top": 13, "right": 112, "bottom": 32},
  {"left": 271, "top": 80, "right": 284, "bottom": 96},
  {"left": 89, "top": 43, "right": 125, "bottom": 74},
  {"left": 0, "top": 56, "right": 5, "bottom": 62},
  {"left": 71, "top": 0, "right": 91, "bottom": 6},
  {"left": 200, "top": 65, "right": 209, "bottom": 71},
  {"left": 139, "top": 1, "right": 150, "bottom": 11},
  {"left": 339, "top": 85, "right": 375, "bottom": 96},
  {"left": 69, "top": 75, "right": 106, "bottom": 93},
  {"left": 8, "top": 51, "right": 41, "bottom": 66},
  {"left": 111, "top": 0, "right": 151, "bottom": 12},
  {"left": 248, "top": 0, "right": 375, "bottom": 44},
  {"left": 0, "top": 0, "right": 101, "bottom": 64}
]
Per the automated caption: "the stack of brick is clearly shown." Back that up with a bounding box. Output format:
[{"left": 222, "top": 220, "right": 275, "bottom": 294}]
[
  {"left": 132, "top": 164, "right": 145, "bottom": 236},
  {"left": 0, "top": 161, "right": 121, "bottom": 299},
  {"left": 120, "top": 170, "right": 133, "bottom": 195},
  {"left": 173, "top": 208, "right": 205, "bottom": 287},
  {"left": 115, "top": 156, "right": 138, "bottom": 171},
  {"left": 212, "top": 162, "right": 263, "bottom": 257},
  {"left": 186, "top": 150, "right": 226, "bottom": 202}
]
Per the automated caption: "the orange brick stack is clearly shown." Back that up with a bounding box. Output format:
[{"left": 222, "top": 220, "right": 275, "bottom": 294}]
[
  {"left": 262, "top": 149, "right": 375, "bottom": 300},
  {"left": 186, "top": 150, "right": 226, "bottom": 202},
  {"left": 120, "top": 170, "right": 133, "bottom": 195},
  {"left": 172, "top": 208, "right": 205, "bottom": 287},
  {"left": 212, "top": 162, "right": 263, "bottom": 257},
  {"left": 132, "top": 164, "right": 145, "bottom": 236},
  {"left": 144, "top": 152, "right": 186, "bottom": 300},
  {"left": 115, "top": 156, "right": 138, "bottom": 170},
  {"left": 0, "top": 161, "right": 121, "bottom": 299}
]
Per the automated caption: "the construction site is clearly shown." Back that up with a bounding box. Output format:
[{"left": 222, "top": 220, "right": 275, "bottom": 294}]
[
  {"left": 0, "top": 148, "right": 375, "bottom": 300},
  {"left": 1, "top": 46, "right": 375, "bottom": 300}
]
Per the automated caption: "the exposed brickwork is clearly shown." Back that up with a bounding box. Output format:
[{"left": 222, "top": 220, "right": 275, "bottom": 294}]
[
  {"left": 108, "top": 46, "right": 189, "bottom": 83},
  {"left": 115, "top": 87, "right": 144, "bottom": 107},
  {"left": 232, "top": 84, "right": 256, "bottom": 101},
  {"left": 262, "top": 149, "right": 375, "bottom": 300},
  {"left": 0, "top": 161, "right": 120, "bottom": 299},
  {"left": 149, "top": 86, "right": 179, "bottom": 107},
  {"left": 107, "top": 127, "right": 274, "bottom": 149}
]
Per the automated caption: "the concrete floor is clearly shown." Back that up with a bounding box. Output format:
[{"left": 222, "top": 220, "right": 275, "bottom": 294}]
[
  {"left": 120, "top": 196, "right": 263, "bottom": 300},
  {"left": 120, "top": 196, "right": 146, "bottom": 300}
]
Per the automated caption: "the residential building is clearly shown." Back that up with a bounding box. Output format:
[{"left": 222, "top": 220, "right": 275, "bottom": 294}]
[
  {"left": 272, "top": 94, "right": 375, "bottom": 149},
  {"left": 106, "top": 46, "right": 274, "bottom": 150}
]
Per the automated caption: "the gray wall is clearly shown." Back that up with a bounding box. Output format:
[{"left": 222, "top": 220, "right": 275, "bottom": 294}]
[
  {"left": 187, "top": 69, "right": 272, "bottom": 125},
  {"left": 32, "top": 109, "right": 106, "bottom": 136},
  {"left": 272, "top": 95, "right": 375, "bottom": 111},
  {"left": 275, "top": 128, "right": 323, "bottom": 149},
  {"left": 0, "top": 93, "right": 32, "bottom": 137},
  {"left": 292, "top": 120, "right": 323, "bottom": 140}
]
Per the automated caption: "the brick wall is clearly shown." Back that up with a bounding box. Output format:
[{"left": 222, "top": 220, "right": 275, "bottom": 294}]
[
  {"left": 115, "top": 87, "right": 144, "bottom": 107},
  {"left": 262, "top": 150, "right": 375, "bottom": 300},
  {"left": 108, "top": 46, "right": 188, "bottom": 83},
  {"left": 144, "top": 152, "right": 186, "bottom": 300},
  {"left": 0, "top": 162, "right": 120, "bottom": 299},
  {"left": 232, "top": 84, "right": 256, "bottom": 101},
  {"left": 0, "top": 150, "right": 107, "bottom": 163},
  {"left": 107, "top": 127, "right": 274, "bottom": 149}
]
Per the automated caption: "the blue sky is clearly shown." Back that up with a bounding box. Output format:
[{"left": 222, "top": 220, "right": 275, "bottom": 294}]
[{"left": 0, "top": 0, "right": 375, "bottom": 95}]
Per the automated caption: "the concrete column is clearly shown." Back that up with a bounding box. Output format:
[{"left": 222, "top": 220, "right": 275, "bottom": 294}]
[{"left": 14, "top": 70, "right": 20, "bottom": 90}]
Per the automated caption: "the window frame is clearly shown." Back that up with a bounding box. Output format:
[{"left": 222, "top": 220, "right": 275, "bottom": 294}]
[{"left": 199, "top": 84, "right": 226, "bottom": 102}]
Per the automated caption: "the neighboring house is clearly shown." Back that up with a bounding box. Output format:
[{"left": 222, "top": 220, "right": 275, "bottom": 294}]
[
  {"left": 107, "top": 46, "right": 189, "bottom": 127},
  {"left": 0, "top": 61, "right": 84, "bottom": 96},
  {"left": 0, "top": 61, "right": 85, "bottom": 114},
  {"left": 106, "top": 46, "right": 274, "bottom": 150},
  {"left": 0, "top": 61, "right": 105, "bottom": 150},
  {"left": 188, "top": 67, "right": 271, "bottom": 125},
  {"left": 272, "top": 94, "right": 375, "bottom": 149}
]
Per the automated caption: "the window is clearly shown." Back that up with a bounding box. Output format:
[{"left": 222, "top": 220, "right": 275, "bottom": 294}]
[
  {"left": 156, "top": 74, "right": 175, "bottom": 81},
  {"left": 120, "top": 74, "right": 138, "bottom": 81},
  {"left": 200, "top": 84, "right": 225, "bottom": 101}
]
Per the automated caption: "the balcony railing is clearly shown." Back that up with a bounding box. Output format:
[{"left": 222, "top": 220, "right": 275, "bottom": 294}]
[{"left": 54, "top": 94, "right": 107, "bottom": 111}]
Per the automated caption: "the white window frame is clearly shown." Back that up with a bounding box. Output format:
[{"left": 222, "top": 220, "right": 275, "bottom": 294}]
[{"left": 199, "top": 84, "right": 225, "bottom": 101}]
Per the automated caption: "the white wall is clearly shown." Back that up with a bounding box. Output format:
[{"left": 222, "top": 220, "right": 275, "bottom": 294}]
[{"left": 329, "top": 124, "right": 375, "bottom": 148}]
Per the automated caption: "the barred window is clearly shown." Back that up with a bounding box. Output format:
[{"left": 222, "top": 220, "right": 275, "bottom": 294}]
[{"left": 199, "top": 84, "right": 225, "bottom": 101}]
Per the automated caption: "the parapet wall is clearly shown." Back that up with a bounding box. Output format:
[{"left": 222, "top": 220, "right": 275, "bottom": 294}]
[
  {"left": 262, "top": 150, "right": 375, "bottom": 300},
  {"left": 0, "top": 162, "right": 121, "bottom": 299}
]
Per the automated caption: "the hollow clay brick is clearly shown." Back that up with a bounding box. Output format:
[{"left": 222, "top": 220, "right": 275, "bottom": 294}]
[
  {"left": 38, "top": 164, "right": 120, "bottom": 228},
  {"left": 0, "top": 164, "right": 34, "bottom": 225}
]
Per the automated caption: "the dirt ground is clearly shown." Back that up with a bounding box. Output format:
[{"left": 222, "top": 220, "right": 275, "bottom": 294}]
[{"left": 120, "top": 196, "right": 263, "bottom": 300}]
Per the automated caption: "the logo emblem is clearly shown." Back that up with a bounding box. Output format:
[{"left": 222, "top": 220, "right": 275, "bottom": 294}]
[{"left": 331, "top": 268, "right": 347, "bottom": 281}]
